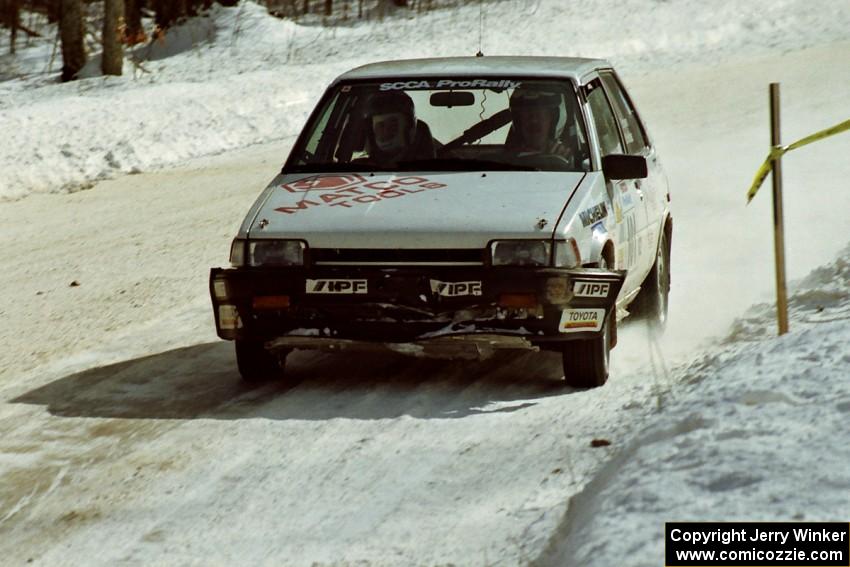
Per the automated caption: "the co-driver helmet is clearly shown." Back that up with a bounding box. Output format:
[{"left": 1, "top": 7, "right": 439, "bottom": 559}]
[{"left": 365, "top": 91, "right": 418, "bottom": 156}]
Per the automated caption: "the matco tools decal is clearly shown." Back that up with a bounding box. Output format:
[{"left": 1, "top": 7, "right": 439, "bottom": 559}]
[
  {"left": 430, "top": 279, "right": 483, "bottom": 297},
  {"left": 276, "top": 175, "right": 447, "bottom": 215},
  {"left": 306, "top": 279, "right": 368, "bottom": 294},
  {"left": 559, "top": 308, "right": 605, "bottom": 333},
  {"left": 572, "top": 281, "right": 610, "bottom": 298}
]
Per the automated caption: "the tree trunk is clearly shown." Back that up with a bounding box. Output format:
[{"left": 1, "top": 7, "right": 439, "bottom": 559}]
[
  {"left": 102, "top": 0, "right": 124, "bottom": 75},
  {"left": 60, "top": 0, "right": 86, "bottom": 81},
  {"left": 174, "top": 0, "right": 187, "bottom": 20},
  {"left": 6, "top": 0, "right": 21, "bottom": 55},
  {"left": 324, "top": 0, "right": 332, "bottom": 16},
  {"left": 4, "top": 0, "right": 20, "bottom": 54},
  {"left": 154, "top": 0, "right": 172, "bottom": 29},
  {"left": 124, "top": 0, "right": 145, "bottom": 45},
  {"left": 47, "top": 0, "right": 61, "bottom": 24}
]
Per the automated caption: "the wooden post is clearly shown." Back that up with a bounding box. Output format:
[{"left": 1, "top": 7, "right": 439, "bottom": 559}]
[{"left": 770, "top": 83, "right": 789, "bottom": 335}]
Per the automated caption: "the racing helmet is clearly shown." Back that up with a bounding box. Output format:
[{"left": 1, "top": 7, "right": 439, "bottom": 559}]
[
  {"left": 509, "top": 86, "right": 569, "bottom": 145},
  {"left": 365, "top": 91, "right": 418, "bottom": 155}
]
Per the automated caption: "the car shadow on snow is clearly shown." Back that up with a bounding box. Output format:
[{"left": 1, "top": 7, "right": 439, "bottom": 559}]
[{"left": 11, "top": 341, "right": 575, "bottom": 421}]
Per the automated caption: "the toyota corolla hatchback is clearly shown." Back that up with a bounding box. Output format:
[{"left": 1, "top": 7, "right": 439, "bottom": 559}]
[{"left": 210, "top": 56, "right": 672, "bottom": 388}]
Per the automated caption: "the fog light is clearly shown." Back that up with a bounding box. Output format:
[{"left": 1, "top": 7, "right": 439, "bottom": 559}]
[
  {"left": 218, "top": 305, "right": 240, "bottom": 330},
  {"left": 252, "top": 295, "right": 291, "bottom": 310},
  {"left": 545, "top": 277, "right": 570, "bottom": 304}
]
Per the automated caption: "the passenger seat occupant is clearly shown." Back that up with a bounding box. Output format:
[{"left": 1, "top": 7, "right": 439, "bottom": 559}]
[
  {"left": 364, "top": 92, "right": 435, "bottom": 165},
  {"left": 507, "top": 86, "right": 576, "bottom": 160}
]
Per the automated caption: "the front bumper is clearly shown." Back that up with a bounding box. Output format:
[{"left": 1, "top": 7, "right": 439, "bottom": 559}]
[{"left": 210, "top": 265, "right": 625, "bottom": 350}]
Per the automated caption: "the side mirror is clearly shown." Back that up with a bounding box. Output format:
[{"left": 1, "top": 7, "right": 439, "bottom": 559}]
[{"left": 602, "top": 154, "right": 648, "bottom": 180}]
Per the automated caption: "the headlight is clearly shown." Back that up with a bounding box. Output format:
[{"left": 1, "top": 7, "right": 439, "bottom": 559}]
[
  {"left": 490, "top": 240, "right": 550, "bottom": 267},
  {"left": 248, "top": 240, "right": 305, "bottom": 267},
  {"left": 489, "top": 238, "right": 581, "bottom": 268}
]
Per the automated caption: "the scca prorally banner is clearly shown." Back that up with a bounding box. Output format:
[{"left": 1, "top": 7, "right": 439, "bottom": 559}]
[{"left": 379, "top": 79, "right": 522, "bottom": 91}]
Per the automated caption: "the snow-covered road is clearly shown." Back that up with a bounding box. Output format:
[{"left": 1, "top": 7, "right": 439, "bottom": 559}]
[
  {"left": 1, "top": 8, "right": 849, "bottom": 566},
  {"left": 2, "top": 344, "right": 662, "bottom": 565},
  {"left": 0, "top": 136, "right": 673, "bottom": 566}
]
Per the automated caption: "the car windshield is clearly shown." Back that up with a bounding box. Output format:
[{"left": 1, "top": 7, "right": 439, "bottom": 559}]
[{"left": 287, "top": 78, "right": 590, "bottom": 173}]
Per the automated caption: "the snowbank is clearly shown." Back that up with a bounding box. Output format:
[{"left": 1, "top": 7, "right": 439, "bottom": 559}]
[
  {"left": 538, "top": 242, "right": 850, "bottom": 566},
  {"left": 2, "top": 0, "right": 850, "bottom": 200}
]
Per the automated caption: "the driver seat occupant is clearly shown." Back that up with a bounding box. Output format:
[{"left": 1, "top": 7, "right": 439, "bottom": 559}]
[
  {"left": 363, "top": 91, "right": 435, "bottom": 165},
  {"left": 507, "top": 86, "right": 578, "bottom": 162}
]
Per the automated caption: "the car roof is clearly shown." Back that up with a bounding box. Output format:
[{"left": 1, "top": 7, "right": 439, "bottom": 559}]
[{"left": 333, "top": 56, "right": 612, "bottom": 85}]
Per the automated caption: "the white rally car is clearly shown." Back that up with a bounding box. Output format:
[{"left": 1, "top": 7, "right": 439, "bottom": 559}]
[{"left": 210, "top": 56, "right": 672, "bottom": 388}]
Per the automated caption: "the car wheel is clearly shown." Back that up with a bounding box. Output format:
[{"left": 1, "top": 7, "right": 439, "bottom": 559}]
[
  {"left": 235, "top": 340, "right": 289, "bottom": 383},
  {"left": 632, "top": 228, "right": 670, "bottom": 330},
  {"left": 561, "top": 315, "right": 610, "bottom": 388},
  {"left": 561, "top": 253, "right": 611, "bottom": 388}
]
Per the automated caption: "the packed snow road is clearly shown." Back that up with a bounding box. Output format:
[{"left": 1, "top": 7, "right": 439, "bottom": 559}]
[{"left": 1, "top": 41, "right": 848, "bottom": 565}]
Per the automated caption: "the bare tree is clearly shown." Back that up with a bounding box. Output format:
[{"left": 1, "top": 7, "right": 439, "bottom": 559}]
[
  {"left": 124, "top": 0, "right": 145, "bottom": 44},
  {"left": 175, "top": 0, "right": 187, "bottom": 19},
  {"left": 154, "top": 0, "right": 196, "bottom": 30},
  {"left": 102, "top": 0, "right": 124, "bottom": 75},
  {"left": 3, "top": 0, "right": 20, "bottom": 54},
  {"left": 47, "top": 0, "right": 60, "bottom": 24},
  {"left": 60, "top": 0, "right": 86, "bottom": 81}
]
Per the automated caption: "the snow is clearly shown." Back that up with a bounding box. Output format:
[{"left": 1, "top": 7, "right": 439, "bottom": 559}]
[
  {"left": 539, "top": 243, "right": 850, "bottom": 566},
  {"left": 1, "top": 0, "right": 849, "bottom": 565},
  {"left": 2, "top": 0, "right": 850, "bottom": 201}
]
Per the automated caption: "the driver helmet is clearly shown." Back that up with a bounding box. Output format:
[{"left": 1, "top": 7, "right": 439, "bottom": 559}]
[
  {"left": 365, "top": 91, "right": 418, "bottom": 156},
  {"left": 509, "top": 86, "right": 568, "bottom": 147}
]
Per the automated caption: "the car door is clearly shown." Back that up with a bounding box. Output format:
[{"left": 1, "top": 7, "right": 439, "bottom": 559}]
[
  {"left": 599, "top": 71, "right": 666, "bottom": 279},
  {"left": 583, "top": 77, "right": 648, "bottom": 288}
]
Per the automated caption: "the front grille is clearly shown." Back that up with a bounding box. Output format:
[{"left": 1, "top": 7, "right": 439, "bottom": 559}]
[{"left": 310, "top": 248, "right": 485, "bottom": 266}]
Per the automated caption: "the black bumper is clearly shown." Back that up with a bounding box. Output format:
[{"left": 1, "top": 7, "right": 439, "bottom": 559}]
[{"left": 210, "top": 265, "right": 625, "bottom": 346}]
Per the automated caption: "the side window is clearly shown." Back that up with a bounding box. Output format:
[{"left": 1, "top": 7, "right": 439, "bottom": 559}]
[
  {"left": 302, "top": 92, "right": 339, "bottom": 161},
  {"left": 585, "top": 79, "right": 624, "bottom": 157},
  {"left": 600, "top": 73, "right": 648, "bottom": 154}
]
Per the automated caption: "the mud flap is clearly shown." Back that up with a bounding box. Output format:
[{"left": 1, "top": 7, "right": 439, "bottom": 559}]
[{"left": 553, "top": 268, "right": 625, "bottom": 344}]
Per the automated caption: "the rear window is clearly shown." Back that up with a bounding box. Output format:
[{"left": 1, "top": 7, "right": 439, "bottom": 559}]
[{"left": 287, "top": 78, "right": 590, "bottom": 173}]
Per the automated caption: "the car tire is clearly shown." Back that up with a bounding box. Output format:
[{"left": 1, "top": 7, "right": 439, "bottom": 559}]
[
  {"left": 631, "top": 228, "right": 670, "bottom": 331},
  {"left": 561, "top": 314, "right": 610, "bottom": 388},
  {"left": 562, "top": 252, "right": 611, "bottom": 388},
  {"left": 235, "top": 340, "right": 289, "bottom": 383}
]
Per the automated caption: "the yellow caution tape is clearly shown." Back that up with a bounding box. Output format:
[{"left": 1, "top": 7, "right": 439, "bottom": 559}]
[{"left": 747, "top": 118, "right": 850, "bottom": 203}]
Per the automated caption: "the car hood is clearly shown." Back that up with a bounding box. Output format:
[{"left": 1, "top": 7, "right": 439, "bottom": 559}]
[{"left": 248, "top": 171, "right": 585, "bottom": 248}]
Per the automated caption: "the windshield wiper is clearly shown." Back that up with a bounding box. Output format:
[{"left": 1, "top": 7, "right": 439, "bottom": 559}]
[
  {"left": 286, "top": 158, "right": 538, "bottom": 174},
  {"left": 284, "top": 162, "right": 396, "bottom": 174},
  {"left": 395, "top": 157, "right": 539, "bottom": 172}
]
